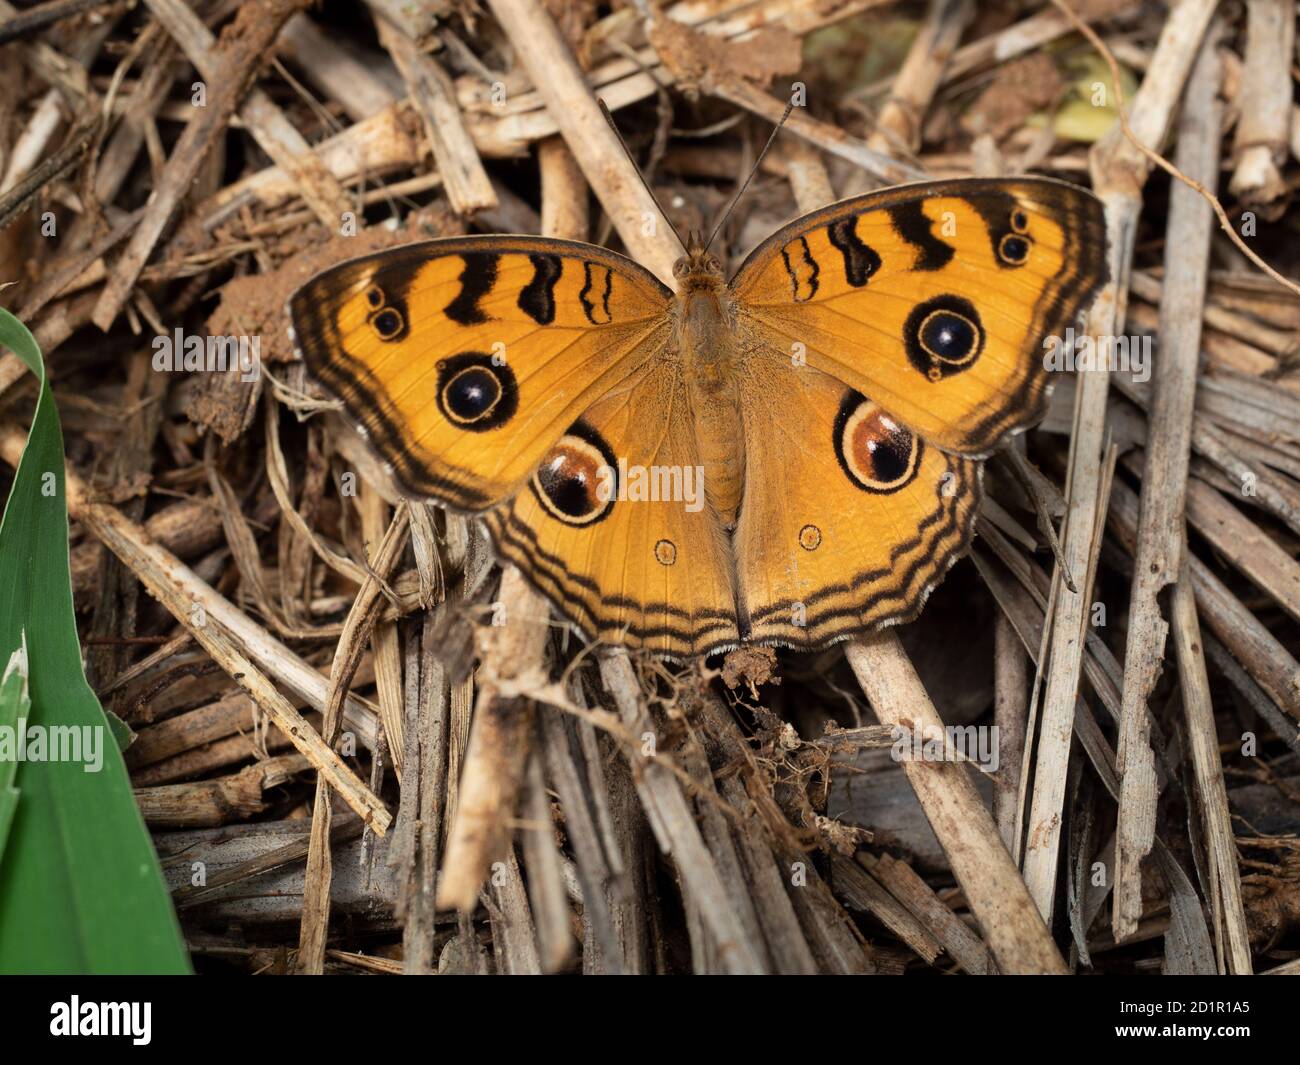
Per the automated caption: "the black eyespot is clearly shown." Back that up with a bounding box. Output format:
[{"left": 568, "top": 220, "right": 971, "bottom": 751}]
[
  {"left": 904, "top": 295, "right": 985, "bottom": 380},
  {"left": 1010, "top": 209, "right": 1029, "bottom": 232},
  {"left": 435, "top": 352, "right": 518, "bottom": 431},
  {"left": 366, "top": 285, "right": 385, "bottom": 308},
  {"left": 445, "top": 367, "right": 500, "bottom": 422},
  {"left": 922, "top": 313, "right": 975, "bottom": 359},
  {"left": 999, "top": 234, "right": 1030, "bottom": 265},
  {"left": 530, "top": 422, "right": 617, "bottom": 526},
  {"left": 372, "top": 308, "right": 404, "bottom": 340}
]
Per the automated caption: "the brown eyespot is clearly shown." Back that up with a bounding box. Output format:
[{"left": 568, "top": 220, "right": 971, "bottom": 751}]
[
  {"left": 833, "top": 393, "right": 922, "bottom": 495},
  {"left": 531, "top": 423, "right": 617, "bottom": 527},
  {"left": 798, "top": 525, "right": 822, "bottom": 551},
  {"left": 654, "top": 539, "right": 677, "bottom": 565}
]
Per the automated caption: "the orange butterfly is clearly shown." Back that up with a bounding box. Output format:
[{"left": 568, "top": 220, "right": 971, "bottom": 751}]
[{"left": 289, "top": 177, "right": 1105, "bottom": 658}]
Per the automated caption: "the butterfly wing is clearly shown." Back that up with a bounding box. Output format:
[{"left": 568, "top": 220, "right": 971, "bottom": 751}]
[
  {"left": 483, "top": 359, "right": 739, "bottom": 658},
  {"left": 291, "top": 235, "right": 738, "bottom": 656},
  {"left": 289, "top": 235, "right": 674, "bottom": 510},
  {"left": 734, "top": 360, "right": 980, "bottom": 648},
  {"left": 730, "top": 177, "right": 1105, "bottom": 647},
  {"left": 730, "top": 177, "right": 1106, "bottom": 456}
]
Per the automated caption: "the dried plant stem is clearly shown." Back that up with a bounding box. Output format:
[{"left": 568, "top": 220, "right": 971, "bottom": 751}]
[
  {"left": 1112, "top": 22, "right": 1221, "bottom": 945},
  {"left": 487, "top": 0, "right": 681, "bottom": 281},
  {"left": 0, "top": 422, "right": 389, "bottom": 828},
  {"left": 1023, "top": 0, "right": 1218, "bottom": 924},
  {"left": 845, "top": 634, "right": 1067, "bottom": 974}
]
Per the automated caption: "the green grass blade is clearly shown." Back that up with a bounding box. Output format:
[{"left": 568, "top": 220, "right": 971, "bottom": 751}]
[
  {"left": 0, "top": 308, "right": 190, "bottom": 974},
  {"left": 0, "top": 639, "right": 29, "bottom": 861}
]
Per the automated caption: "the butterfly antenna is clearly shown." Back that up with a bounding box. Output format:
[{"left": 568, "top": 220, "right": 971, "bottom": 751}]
[
  {"left": 597, "top": 98, "right": 686, "bottom": 250},
  {"left": 704, "top": 102, "right": 794, "bottom": 253}
]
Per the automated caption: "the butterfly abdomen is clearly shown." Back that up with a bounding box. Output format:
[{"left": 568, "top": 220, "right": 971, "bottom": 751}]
[{"left": 675, "top": 283, "right": 746, "bottom": 528}]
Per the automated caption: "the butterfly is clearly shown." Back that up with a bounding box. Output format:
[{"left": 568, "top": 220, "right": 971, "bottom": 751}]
[{"left": 288, "top": 177, "right": 1106, "bottom": 659}]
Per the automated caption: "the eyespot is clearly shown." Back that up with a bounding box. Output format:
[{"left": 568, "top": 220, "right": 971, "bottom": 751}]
[
  {"left": 365, "top": 285, "right": 385, "bottom": 308},
  {"left": 998, "top": 233, "right": 1030, "bottom": 265},
  {"left": 904, "top": 295, "right": 985, "bottom": 380},
  {"left": 372, "top": 307, "right": 405, "bottom": 340},
  {"left": 654, "top": 539, "right": 677, "bottom": 565},
  {"left": 530, "top": 423, "right": 617, "bottom": 527},
  {"left": 798, "top": 525, "right": 822, "bottom": 551},
  {"left": 833, "top": 393, "right": 922, "bottom": 495},
  {"left": 1010, "top": 208, "right": 1029, "bottom": 233},
  {"left": 444, "top": 367, "right": 501, "bottom": 423},
  {"left": 435, "top": 352, "right": 518, "bottom": 431}
]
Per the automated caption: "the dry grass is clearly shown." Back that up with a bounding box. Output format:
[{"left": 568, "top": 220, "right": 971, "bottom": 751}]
[{"left": 0, "top": 0, "right": 1298, "bottom": 974}]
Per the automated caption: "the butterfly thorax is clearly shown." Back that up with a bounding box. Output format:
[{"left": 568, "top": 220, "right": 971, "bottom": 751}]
[{"left": 672, "top": 247, "right": 745, "bottom": 529}]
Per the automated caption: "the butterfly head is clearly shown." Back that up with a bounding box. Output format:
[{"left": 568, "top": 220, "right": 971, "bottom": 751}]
[{"left": 673, "top": 231, "right": 725, "bottom": 291}]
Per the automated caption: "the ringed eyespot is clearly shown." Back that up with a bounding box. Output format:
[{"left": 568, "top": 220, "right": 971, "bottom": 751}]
[
  {"left": 998, "top": 233, "right": 1031, "bottom": 266},
  {"left": 798, "top": 524, "right": 822, "bottom": 551},
  {"left": 365, "top": 284, "right": 385, "bottom": 308},
  {"left": 654, "top": 539, "right": 677, "bottom": 566},
  {"left": 435, "top": 351, "right": 518, "bottom": 431},
  {"left": 904, "top": 295, "right": 985, "bottom": 380},
  {"left": 1010, "top": 208, "right": 1030, "bottom": 233},
  {"left": 371, "top": 307, "right": 405, "bottom": 340},
  {"left": 833, "top": 392, "right": 923, "bottom": 495},
  {"left": 531, "top": 422, "right": 617, "bottom": 527}
]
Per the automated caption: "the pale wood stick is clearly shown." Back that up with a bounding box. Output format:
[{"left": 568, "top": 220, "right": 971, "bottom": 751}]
[
  {"left": 279, "top": 13, "right": 396, "bottom": 122},
  {"left": 144, "top": 0, "right": 349, "bottom": 228},
  {"left": 993, "top": 611, "right": 1028, "bottom": 851},
  {"left": 856, "top": 2, "right": 1127, "bottom": 100},
  {"left": 778, "top": 138, "right": 835, "bottom": 211},
  {"left": 487, "top": 0, "right": 681, "bottom": 282},
  {"left": 486, "top": 848, "right": 543, "bottom": 974},
  {"left": 865, "top": 0, "right": 973, "bottom": 158},
  {"left": 709, "top": 76, "right": 924, "bottom": 185},
  {"left": 1228, "top": 0, "right": 1293, "bottom": 204},
  {"left": 1023, "top": 0, "right": 1219, "bottom": 924},
  {"left": 1169, "top": 566, "right": 1253, "bottom": 973},
  {"left": 435, "top": 135, "right": 585, "bottom": 916},
  {"left": 521, "top": 750, "right": 576, "bottom": 972},
  {"left": 295, "top": 497, "right": 411, "bottom": 972},
  {"left": 777, "top": 123, "right": 1051, "bottom": 974},
  {"left": 598, "top": 651, "right": 765, "bottom": 973},
  {"left": 1105, "top": 475, "right": 1300, "bottom": 723},
  {"left": 1112, "top": 21, "right": 1221, "bottom": 945},
  {"left": 373, "top": 13, "right": 497, "bottom": 215},
  {"left": 198, "top": 2, "right": 888, "bottom": 219},
  {"left": 0, "top": 422, "right": 388, "bottom": 826},
  {"left": 435, "top": 566, "right": 551, "bottom": 911},
  {"left": 845, "top": 634, "right": 1067, "bottom": 974},
  {"left": 857, "top": 851, "right": 995, "bottom": 974},
  {"left": 361, "top": 485, "right": 408, "bottom": 777},
  {"left": 92, "top": 0, "right": 313, "bottom": 330}
]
